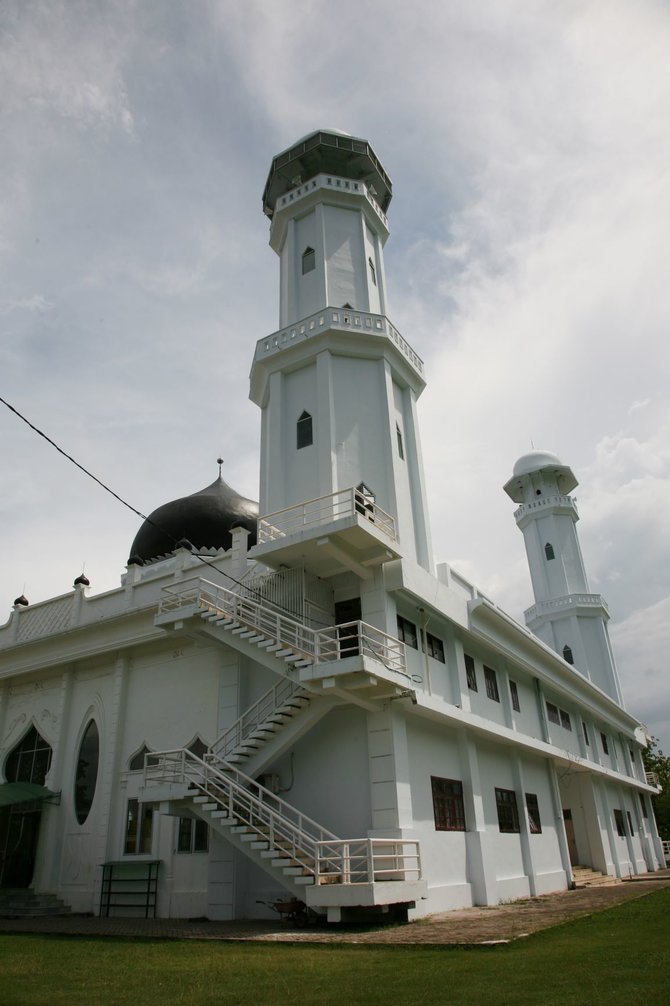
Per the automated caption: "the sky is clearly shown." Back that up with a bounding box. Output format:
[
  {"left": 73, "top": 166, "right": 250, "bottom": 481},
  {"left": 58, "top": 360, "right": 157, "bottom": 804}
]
[{"left": 1, "top": 0, "right": 669, "bottom": 750}]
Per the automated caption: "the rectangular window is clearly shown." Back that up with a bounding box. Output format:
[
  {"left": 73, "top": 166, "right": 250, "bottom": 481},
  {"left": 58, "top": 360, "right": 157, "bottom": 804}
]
[
  {"left": 526, "top": 793, "right": 542, "bottom": 834},
  {"left": 626, "top": 811, "right": 634, "bottom": 836},
  {"left": 426, "top": 631, "right": 445, "bottom": 663},
  {"left": 397, "top": 615, "right": 418, "bottom": 649},
  {"left": 560, "top": 709, "right": 572, "bottom": 731},
  {"left": 509, "top": 680, "right": 520, "bottom": 712},
  {"left": 546, "top": 702, "right": 560, "bottom": 725},
  {"left": 431, "top": 777, "right": 466, "bottom": 831},
  {"left": 582, "top": 721, "right": 590, "bottom": 747},
  {"left": 464, "top": 653, "right": 478, "bottom": 691},
  {"left": 124, "top": 799, "right": 154, "bottom": 855},
  {"left": 613, "top": 808, "right": 626, "bottom": 838},
  {"left": 640, "top": 793, "right": 648, "bottom": 819},
  {"left": 601, "top": 733, "right": 610, "bottom": 756},
  {"left": 484, "top": 666, "right": 500, "bottom": 702},
  {"left": 495, "top": 788, "right": 520, "bottom": 833},
  {"left": 177, "top": 817, "right": 209, "bottom": 853}
]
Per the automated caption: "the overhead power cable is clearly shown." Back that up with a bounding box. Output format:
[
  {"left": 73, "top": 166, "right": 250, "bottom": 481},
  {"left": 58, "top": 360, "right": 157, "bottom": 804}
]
[{"left": 0, "top": 394, "right": 329, "bottom": 624}]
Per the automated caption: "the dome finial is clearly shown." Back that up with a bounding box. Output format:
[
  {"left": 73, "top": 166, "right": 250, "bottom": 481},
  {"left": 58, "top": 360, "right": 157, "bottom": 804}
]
[{"left": 217, "top": 457, "right": 224, "bottom": 478}]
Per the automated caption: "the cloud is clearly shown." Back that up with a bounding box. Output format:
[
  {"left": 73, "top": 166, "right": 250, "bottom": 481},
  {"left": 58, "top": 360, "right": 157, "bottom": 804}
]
[{"left": 0, "top": 0, "right": 135, "bottom": 134}]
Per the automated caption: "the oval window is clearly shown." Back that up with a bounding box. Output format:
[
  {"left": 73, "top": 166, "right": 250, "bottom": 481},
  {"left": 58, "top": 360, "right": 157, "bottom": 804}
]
[{"left": 74, "top": 719, "right": 100, "bottom": 825}]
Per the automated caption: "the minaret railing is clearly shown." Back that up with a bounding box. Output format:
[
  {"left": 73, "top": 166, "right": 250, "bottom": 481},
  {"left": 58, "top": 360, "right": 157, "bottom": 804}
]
[{"left": 257, "top": 486, "right": 397, "bottom": 545}]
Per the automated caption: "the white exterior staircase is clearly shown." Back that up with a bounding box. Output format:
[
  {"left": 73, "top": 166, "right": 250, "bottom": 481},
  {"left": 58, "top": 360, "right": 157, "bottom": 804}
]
[
  {"left": 155, "top": 577, "right": 408, "bottom": 682},
  {"left": 143, "top": 748, "right": 425, "bottom": 918}
]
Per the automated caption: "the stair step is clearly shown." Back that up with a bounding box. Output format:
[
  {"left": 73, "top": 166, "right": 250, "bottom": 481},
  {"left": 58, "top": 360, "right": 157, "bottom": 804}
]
[
  {"left": 231, "top": 826, "right": 252, "bottom": 835},
  {"left": 271, "top": 858, "right": 291, "bottom": 868},
  {"left": 226, "top": 754, "right": 247, "bottom": 763},
  {"left": 283, "top": 866, "right": 309, "bottom": 876},
  {"left": 250, "top": 841, "right": 270, "bottom": 850},
  {"left": 193, "top": 795, "right": 210, "bottom": 804},
  {"left": 200, "top": 802, "right": 218, "bottom": 812},
  {"left": 210, "top": 810, "right": 232, "bottom": 820},
  {"left": 293, "top": 877, "right": 315, "bottom": 886}
]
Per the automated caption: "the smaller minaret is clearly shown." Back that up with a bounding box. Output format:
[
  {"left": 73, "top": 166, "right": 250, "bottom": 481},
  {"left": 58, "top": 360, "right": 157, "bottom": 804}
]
[{"left": 504, "top": 450, "right": 623, "bottom": 705}]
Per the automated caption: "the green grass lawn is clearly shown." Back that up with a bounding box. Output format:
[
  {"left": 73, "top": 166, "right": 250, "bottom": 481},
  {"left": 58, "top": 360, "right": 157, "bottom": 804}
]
[{"left": 1, "top": 888, "right": 669, "bottom": 1006}]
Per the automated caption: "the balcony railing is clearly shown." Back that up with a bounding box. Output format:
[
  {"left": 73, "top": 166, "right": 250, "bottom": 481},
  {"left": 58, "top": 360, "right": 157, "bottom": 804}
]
[
  {"left": 258, "top": 486, "right": 397, "bottom": 546},
  {"left": 315, "top": 838, "right": 422, "bottom": 885}
]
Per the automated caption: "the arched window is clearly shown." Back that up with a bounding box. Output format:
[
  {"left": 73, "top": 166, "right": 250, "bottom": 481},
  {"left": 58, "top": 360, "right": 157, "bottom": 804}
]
[
  {"left": 544, "top": 543, "right": 555, "bottom": 561},
  {"left": 396, "top": 424, "right": 405, "bottom": 460},
  {"left": 301, "top": 246, "right": 315, "bottom": 274},
  {"left": 74, "top": 720, "right": 100, "bottom": 825},
  {"left": 5, "top": 725, "right": 52, "bottom": 785},
  {"left": 187, "top": 737, "right": 208, "bottom": 760},
  {"left": 128, "top": 744, "right": 151, "bottom": 772},
  {"left": 368, "top": 256, "right": 377, "bottom": 286},
  {"left": 297, "top": 411, "right": 313, "bottom": 449},
  {"left": 563, "top": 645, "right": 574, "bottom": 665}
]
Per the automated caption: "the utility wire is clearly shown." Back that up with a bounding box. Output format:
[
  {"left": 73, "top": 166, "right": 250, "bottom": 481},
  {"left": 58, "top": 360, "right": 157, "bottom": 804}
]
[{"left": 0, "top": 394, "right": 331, "bottom": 624}]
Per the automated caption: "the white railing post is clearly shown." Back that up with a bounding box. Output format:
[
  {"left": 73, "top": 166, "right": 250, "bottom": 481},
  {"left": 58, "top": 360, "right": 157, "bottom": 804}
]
[{"left": 367, "top": 840, "right": 375, "bottom": 883}]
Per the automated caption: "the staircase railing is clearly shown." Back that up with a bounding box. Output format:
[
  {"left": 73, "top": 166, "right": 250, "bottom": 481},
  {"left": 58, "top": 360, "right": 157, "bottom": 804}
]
[
  {"left": 144, "top": 749, "right": 423, "bottom": 887},
  {"left": 315, "top": 838, "right": 422, "bottom": 885},
  {"left": 145, "top": 749, "right": 337, "bottom": 872},
  {"left": 209, "top": 678, "right": 308, "bottom": 760},
  {"left": 157, "top": 578, "right": 408, "bottom": 677}
]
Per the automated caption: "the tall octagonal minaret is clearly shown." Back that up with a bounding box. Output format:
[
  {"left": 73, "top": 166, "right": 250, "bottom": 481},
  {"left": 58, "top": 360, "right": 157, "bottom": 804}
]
[
  {"left": 504, "top": 450, "right": 623, "bottom": 704},
  {"left": 250, "top": 130, "right": 433, "bottom": 573}
]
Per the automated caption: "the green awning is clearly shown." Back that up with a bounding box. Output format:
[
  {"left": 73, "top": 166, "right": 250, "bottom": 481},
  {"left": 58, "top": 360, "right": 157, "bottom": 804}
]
[{"left": 0, "top": 783, "right": 60, "bottom": 807}]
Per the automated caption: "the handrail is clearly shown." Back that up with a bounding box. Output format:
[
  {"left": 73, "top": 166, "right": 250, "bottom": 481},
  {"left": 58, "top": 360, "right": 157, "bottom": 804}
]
[
  {"left": 210, "top": 678, "right": 308, "bottom": 759},
  {"left": 315, "top": 838, "right": 422, "bottom": 885},
  {"left": 145, "top": 749, "right": 337, "bottom": 872},
  {"left": 257, "top": 486, "right": 397, "bottom": 545},
  {"left": 144, "top": 749, "right": 423, "bottom": 886},
  {"left": 157, "top": 577, "right": 408, "bottom": 677}
]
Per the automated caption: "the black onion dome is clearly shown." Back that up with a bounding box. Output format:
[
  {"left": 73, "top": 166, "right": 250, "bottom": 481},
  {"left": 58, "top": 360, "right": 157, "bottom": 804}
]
[{"left": 128, "top": 476, "right": 258, "bottom": 564}]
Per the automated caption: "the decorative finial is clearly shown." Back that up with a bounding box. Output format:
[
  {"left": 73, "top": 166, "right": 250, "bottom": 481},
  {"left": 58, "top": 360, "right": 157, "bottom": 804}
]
[{"left": 217, "top": 457, "right": 224, "bottom": 477}]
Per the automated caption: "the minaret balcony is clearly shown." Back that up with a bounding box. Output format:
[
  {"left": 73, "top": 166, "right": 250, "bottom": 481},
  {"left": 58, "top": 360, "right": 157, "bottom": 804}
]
[
  {"left": 524, "top": 593, "right": 610, "bottom": 626},
  {"left": 514, "top": 493, "right": 578, "bottom": 525},
  {"left": 252, "top": 307, "right": 423, "bottom": 382},
  {"left": 251, "top": 486, "right": 401, "bottom": 580}
]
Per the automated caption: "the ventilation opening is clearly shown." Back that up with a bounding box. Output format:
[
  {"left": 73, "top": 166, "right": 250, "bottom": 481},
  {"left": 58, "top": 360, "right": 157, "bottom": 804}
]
[{"left": 544, "top": 543, "right": 555, "bottom": 560}]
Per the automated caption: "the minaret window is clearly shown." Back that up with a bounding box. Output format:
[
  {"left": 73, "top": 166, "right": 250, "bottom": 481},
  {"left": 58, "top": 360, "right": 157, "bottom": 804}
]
[
  {"left": 297, "top": 411, "right": 313, "bottom": 449},
  {"left": 509, "top": 680, "right": 520, "bottom": 712},
  {"left": 544, "top": 543, "right": 555, "bottom": 560},
  {"left": 562, "top": 645, "right": 574, "bottom": 665},
  {"left": 368, "top": 256, "right": 376, "bottom": 286},
  {"left": 396, "top": 424, "right": 405, "bottom": 459},
  {"left": 301, "top": 246, "right": 315, "bottom": 274}
]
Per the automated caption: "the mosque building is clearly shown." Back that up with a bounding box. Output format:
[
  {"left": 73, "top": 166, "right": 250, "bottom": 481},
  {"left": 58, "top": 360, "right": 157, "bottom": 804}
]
[{"left": 0, "top": 130, "right": 664, "bottom": 922}]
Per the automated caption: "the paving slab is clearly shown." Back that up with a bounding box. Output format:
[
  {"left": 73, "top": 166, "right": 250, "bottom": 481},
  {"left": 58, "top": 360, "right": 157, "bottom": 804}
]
[{"left": 1, "top": 872, "right": 669, "bottom": 946}]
